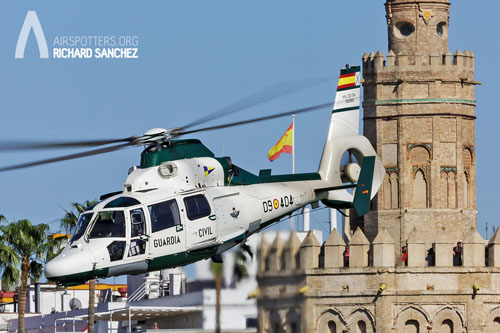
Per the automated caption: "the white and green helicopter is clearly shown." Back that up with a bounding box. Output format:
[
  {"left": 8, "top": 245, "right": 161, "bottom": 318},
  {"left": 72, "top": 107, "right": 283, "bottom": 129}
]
[{"left": 1, "top": 66, "right": 384, "bottom": 285}]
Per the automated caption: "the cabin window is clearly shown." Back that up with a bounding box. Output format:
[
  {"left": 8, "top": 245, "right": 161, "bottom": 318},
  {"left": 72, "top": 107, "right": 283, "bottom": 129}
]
[
  {"left": 130, "top": 208, "right": 146, "bottom": 237},
  {"left": 107, "top": 241, "right": 126, "bottom": 261},
  {"left": 89, "top": 211, "right": 126, "bottom": 239},
  {"left": 70, "top": 213, "right": 93, "bottom": 243},
  {"left": 149, "top": 199, "right": 181, "bottom": 233},
  {"left": 184, "top": 194, "right": 211, "bottom": 220}
]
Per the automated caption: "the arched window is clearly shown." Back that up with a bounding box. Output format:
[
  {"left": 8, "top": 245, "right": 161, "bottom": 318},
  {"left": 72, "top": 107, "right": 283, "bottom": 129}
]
[
  {"left": 384, "top": 174, "right": 391, "bottom": 209},
  {"left": 441, "top": 170, "right": 448, "bottom": 208},
  {"left": 447, "top": 172, "right": 457, "bottom": 208},
  {"left": 391, "top": 173, "right": 399, "bottom": 208},
  {"left": 412, "top": 169, "right": 428, "bottom": 208},
  {"left": 357, "top": 320, "right": 367, "bottom": 333},
  {"left": 440, "top": 168, "right": 457, "bottom": 208},
  {"left": 317, "top": 310, "right": 346, "bottom": 332},
  {"left": 328, "top": 321, "right": 337, "bottom": 333},
  {"left": 440, "top": 319, "right": 453, "bottom": 333},
  {"left": 405, "top": 319, "right": 419, "bottom": 333},
  {"left": 491, "top": 317, "right": 500, "bottom": 332},
  {"left": 409, "top": 145, "right": 431, "bottom": 208},
  {"left": 383, "top": 170, "right": 399, "bottom": 209}
]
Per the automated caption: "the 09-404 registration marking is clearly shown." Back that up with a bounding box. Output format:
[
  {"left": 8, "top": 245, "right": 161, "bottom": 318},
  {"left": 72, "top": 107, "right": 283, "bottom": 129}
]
[{"left": 262, "top": 195, "right": 294, "bottom": 213}]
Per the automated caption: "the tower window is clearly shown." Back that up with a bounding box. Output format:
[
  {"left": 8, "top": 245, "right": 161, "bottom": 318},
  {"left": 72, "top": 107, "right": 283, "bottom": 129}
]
[
  {"left": 437, "top": 22, "right": 447, "bottom": 37},
  {"left": 396, "top": 22, "right": 414, "bottom": 37}
]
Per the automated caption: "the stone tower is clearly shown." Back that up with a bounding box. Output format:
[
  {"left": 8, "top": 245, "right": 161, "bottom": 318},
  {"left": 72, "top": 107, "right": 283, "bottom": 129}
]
[
  {"left": 257, "top": 1, "right": 500, "bottom": 333},
  {"left": 359, "top": 0, "right": 478, "bottom": 253}
]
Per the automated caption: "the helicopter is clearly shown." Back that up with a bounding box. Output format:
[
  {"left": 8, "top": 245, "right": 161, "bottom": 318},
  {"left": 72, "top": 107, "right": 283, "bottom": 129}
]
[{"left": 0, "top": 66, "right": 384, "bottom": 285}]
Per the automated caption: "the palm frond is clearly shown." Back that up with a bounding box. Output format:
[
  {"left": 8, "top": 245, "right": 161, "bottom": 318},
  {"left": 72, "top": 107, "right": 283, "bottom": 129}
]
[
  {"left": 29, "top": 261, "right": 44, "bottom": 283},
  {"left": 0, "top": 243, "right": 20, "bottom": 291}
]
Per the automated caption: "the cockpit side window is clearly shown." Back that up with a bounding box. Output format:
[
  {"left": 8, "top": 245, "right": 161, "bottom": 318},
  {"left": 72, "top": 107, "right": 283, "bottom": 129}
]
[
  {"left": 184, "top": 194, "right": 211, "bottom": 220},
  {"left": 70, "top": 213, "right": 93, "bottom": 243},
  {"left": 149, "top": 199, "right": 181, "bottom": 233},
  {"left": 89, "top": 211, "right": 126, "bottom": 239}
]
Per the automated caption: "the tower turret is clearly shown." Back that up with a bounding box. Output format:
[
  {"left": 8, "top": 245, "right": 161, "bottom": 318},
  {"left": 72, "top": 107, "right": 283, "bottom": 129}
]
[{"left": 386, "top": 0, "right": 450, "bottom": 57}]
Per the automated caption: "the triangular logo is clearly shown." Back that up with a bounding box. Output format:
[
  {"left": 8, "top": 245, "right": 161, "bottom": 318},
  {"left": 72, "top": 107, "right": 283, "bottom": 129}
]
[
  {"left": 15, "top": 11, "right": 49, "bottom": 59},
  {"left": 203, "top": 166, "right": 215, "bottom": 177}
]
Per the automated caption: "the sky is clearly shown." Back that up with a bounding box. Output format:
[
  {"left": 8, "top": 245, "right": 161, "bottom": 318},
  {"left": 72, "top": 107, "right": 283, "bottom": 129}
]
[{"left": 0, "top": 1, "right": 499, "bottom": 277}]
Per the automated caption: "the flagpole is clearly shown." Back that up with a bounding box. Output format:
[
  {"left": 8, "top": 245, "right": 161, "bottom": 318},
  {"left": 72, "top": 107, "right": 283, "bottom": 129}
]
[
  {"left": 291, "top": 114, "right": 295, "bottom": 230},
  {"left": 292, "top": 114, "right": 295, "bottom": 174}
]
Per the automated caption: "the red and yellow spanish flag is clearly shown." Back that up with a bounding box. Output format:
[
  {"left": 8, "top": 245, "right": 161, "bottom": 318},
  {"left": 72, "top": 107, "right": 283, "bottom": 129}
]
[
  {"left": 337, "top": 71, "right": 357, "bottom": 90},
  {"left": 268, "top": 123, "right": 293, "bottom": 162}
]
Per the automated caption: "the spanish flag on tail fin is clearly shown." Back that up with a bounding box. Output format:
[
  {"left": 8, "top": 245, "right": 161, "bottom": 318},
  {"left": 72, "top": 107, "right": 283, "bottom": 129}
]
[
  {"left": 333, "top": 66, "right": 361, "bottom": 113},
  {"left": 267, "top": 122, "right": 293, "bottom": 162}
]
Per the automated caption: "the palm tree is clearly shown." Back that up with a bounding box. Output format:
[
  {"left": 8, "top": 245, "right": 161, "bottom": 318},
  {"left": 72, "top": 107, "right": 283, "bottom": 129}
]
[
  {"left": 210, "top": 260, "right": 223, "bottom": 333},
  {"left": 45, "top": 201, "right": 98, "bottom": 262},
  {"left": 60, "top": 201, "right": 96, "bottom": 234},
  {"left": 58, "top": 200, "right": 97, "bottom": 333},
  {"left": 0, "top": 219, "right": 48, "bottom": 333}
]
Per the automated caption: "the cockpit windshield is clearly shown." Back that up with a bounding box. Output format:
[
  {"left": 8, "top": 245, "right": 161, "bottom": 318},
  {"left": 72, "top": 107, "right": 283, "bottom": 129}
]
[
  {"left": 70, "top": 213, "right": 94, "bottom": 244},
  {"left": 89, "top": 211, "right": 126, "bottom": 239}
]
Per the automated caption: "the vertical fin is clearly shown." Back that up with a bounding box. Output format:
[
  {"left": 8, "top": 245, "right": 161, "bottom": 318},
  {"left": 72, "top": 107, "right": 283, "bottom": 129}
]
[
  {"left": 317, "top": 65, "right": 384, "bottom": 208},
  {"left": 318, "top": 66, "right": 362, "bottom": 184},
  {"left": 353, "top": 156, "right": 376, "bottom": 216}
]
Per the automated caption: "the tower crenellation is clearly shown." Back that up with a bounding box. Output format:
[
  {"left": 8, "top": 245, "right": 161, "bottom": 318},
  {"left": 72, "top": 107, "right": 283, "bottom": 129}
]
[
  {"left": 362, "top": 49, "right": 475, "bottom": 75},
  {"left": 257, "top": 229, "right": 498, "bottom": 274}
]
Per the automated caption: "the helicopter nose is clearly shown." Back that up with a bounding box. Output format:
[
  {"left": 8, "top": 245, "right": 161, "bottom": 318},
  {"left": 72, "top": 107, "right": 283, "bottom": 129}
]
[{"left": 45, "top": 248, "right": 96, "bottom": 282}]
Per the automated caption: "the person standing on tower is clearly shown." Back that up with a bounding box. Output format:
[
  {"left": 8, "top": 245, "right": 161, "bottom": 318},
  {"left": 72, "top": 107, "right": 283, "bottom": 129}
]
[
  {"left": 426, "top": 243, "right": 436, "bottom": 266},
  {"left": 343, "top": 245, "right": 350, "bottom": 267},
  {"left": 401, "top": 245, "right": 408, "bottom": 266},
  {"left": 453, "top": 242, "right": 463, "bottom": 266}
]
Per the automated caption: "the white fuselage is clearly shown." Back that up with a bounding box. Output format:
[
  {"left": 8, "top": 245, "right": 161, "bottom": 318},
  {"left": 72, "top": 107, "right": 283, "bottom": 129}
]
[{"left": 45, "top": 158, "right": 323, "bottom": 284}]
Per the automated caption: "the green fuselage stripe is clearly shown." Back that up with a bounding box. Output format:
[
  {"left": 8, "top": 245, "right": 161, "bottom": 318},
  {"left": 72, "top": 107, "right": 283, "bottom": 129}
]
[
  {"left": 340, "top": 66, "right": 360, "bottom": 75},
  {"left": 364, "top": 98, "right": 476, "bottom": 106}
]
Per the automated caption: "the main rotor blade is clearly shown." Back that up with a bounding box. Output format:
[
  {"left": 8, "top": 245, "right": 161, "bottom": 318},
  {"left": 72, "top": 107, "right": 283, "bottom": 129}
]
[
  {"left": 0, "top": 143, "right": 130, "bottom": 172},
  {"left": 180, "top": 102, "right": 331, "bottom": 136},
  {"left": 0, "top": 138, "right": 134, "bottom": 151},
  {"left": 0, "top": 77, "right": 332, "bottom": 152},
  {"left": 181, "top": 76, "right": 333, "bottom": 130}
]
